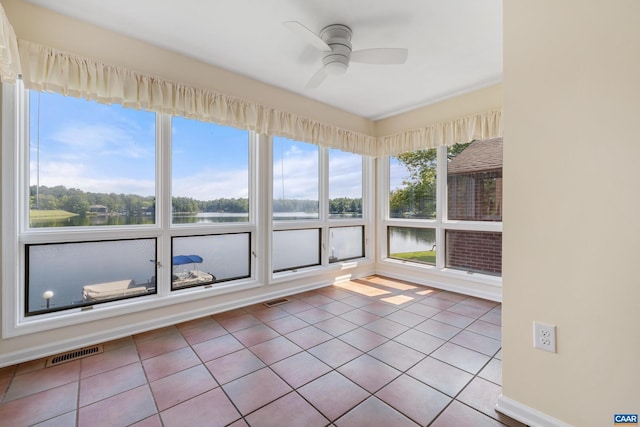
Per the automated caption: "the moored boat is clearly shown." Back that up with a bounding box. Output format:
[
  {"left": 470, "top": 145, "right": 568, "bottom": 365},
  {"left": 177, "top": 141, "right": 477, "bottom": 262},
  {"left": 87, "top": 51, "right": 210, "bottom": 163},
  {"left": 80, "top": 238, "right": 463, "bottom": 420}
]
[
  {"left": 82, "top": 279, "right": 148, "bottom": 302},
  {"left": 172, "top": 255, "right": 216, "bottom": 288}
]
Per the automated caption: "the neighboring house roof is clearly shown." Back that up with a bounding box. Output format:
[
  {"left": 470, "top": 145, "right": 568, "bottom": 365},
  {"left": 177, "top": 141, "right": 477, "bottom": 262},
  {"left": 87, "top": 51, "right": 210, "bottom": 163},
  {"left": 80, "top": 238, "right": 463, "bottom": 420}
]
[{"left": 447, "top": 137, "right": 503, "bottom": 175}]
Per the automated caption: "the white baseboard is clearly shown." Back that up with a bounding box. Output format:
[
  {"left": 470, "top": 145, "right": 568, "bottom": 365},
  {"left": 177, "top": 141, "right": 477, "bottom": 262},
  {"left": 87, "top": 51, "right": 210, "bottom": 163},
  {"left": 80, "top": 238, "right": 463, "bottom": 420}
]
[
  {"left": 0, "top": 279, "right": 330, "bottom": 368},
  {"left": 375, "top": 264, "right": 502, "bottom": 302},
  {"left": 496, "top": 394, "right": 573, "bottom": 427}
]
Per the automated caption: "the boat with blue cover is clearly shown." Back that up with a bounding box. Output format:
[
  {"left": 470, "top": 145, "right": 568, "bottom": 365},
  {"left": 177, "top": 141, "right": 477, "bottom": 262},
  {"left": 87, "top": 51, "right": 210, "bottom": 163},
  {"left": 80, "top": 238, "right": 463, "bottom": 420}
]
[{"left": 172, "top": 254, "right": 216, "bottom": 288}]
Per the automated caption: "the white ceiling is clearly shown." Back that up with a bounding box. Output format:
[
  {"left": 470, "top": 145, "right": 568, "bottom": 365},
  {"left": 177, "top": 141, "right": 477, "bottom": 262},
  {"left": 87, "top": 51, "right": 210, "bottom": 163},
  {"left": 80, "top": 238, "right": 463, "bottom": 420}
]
[{"left": 27, "top": 0, "right": 503, "bottom": 120}]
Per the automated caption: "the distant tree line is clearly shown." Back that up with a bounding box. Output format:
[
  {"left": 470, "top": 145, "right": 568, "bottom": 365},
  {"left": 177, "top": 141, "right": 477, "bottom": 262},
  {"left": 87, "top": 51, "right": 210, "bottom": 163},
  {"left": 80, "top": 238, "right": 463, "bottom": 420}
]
[
  {"left": 172, "top": 196, "right": 249, "bottom": 214},
  {"left": 30, "top": 185, "right": 362, "bottom": 216},
  {"left": 272, "top": 197, "right": 362, "bottom": 214},
  {"left": 30, "top": 185, "right": 155, "bottom": 217},
  {"left": 328, "top": 197, "right": 362, "bottom": 215}
]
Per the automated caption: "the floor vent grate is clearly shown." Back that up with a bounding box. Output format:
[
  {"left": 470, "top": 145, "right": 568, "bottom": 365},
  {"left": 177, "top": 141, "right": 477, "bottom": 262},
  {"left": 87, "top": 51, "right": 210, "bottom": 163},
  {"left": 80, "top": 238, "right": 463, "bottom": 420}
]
[
  {"left": 264, "top": 298, "right": 290, "bottom": 307},
  {"left": 46, "top": 345, "right": 103, "bottom": 367}
]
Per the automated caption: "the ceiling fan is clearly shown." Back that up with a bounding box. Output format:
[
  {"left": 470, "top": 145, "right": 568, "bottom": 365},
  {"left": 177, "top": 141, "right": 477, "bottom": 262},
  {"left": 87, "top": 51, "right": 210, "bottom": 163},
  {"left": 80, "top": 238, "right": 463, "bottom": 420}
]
[{"left": 284, "top": 21, "right": 409, "bottom": 88}]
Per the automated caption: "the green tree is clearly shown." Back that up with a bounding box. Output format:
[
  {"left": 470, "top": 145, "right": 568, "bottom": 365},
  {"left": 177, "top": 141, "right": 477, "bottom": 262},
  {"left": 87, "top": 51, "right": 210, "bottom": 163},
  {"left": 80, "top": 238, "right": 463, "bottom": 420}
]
[
  {"left": 61, "top": 193, "right": 90, "bottom": 216},
  {"left": 389, "top": 142, "right": 472, "bottom": 218},
  {"left": 172, "top": 196, "right": 198, "bottom": 213},
  {"left": 390, "top": 149, "right": 437, "bottom": 218}
]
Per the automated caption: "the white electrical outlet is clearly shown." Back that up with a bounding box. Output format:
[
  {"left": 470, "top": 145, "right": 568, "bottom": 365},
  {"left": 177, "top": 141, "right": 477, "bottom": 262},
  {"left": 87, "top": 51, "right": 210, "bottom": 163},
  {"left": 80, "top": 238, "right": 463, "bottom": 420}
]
[{"left": 533, "top": 322, "right": 556, "bottom": 353}]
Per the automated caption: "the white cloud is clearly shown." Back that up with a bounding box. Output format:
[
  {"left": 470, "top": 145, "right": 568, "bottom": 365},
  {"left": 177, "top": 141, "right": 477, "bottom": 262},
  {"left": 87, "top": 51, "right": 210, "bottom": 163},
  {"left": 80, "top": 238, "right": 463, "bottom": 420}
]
[
  {"left": 328, "top": 152, "right": 363, "bottom": 198},
  {"left": 32, "top": 122, "right": 367, "bottom": 201},
  {"left": 273, "top": 148, "right": 319, "bottom": 200},
  {"left": 173, "top": 168, "right": 249, "bottom": 200},
  {"left": 31, "top": 159, "right": 155, "bottom": 195},
  {"left": 30, "top": 119, "right": 156, "bottom": 195},
  {"left": 49, "top": 122, "right": 153, "bottom": 160}
]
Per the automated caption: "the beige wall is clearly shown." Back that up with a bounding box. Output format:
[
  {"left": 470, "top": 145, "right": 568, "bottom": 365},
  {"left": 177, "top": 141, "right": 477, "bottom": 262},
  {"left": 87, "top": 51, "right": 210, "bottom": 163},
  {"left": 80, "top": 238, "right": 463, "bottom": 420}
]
[
  {"left": 502, "top": 1, "right": 640, "bottom": 426},
  {"left": 375, "top": 83, "right": 502, "bottom": 137}
]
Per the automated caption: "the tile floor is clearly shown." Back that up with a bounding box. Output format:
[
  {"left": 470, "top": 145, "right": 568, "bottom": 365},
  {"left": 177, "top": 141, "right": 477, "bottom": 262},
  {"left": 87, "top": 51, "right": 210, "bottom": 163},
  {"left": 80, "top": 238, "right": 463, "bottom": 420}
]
[{"left": 0, "top": 276, "right": 525, "bottom": 427}]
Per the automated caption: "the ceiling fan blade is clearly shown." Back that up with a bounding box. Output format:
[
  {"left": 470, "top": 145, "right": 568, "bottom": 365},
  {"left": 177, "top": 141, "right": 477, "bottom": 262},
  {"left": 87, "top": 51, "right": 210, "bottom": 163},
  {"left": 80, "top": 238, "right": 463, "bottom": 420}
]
[
  {"left": 283, "top": 21, "right": 332, "bottom": 52},
  {"left": 305, "top": 67, "right": 328, "bottom": 88},
  {"left": 351, "top": 48, "right": 408, "bottom": 64}
]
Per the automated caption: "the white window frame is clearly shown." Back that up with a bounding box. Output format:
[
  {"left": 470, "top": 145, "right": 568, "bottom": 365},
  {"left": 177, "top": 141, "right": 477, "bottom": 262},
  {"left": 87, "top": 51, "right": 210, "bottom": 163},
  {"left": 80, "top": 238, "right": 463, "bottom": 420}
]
[
  {"left": 2, "top": 83, "right": 261, "bottom": 338},
  {"left": 269, "top": 137, "right": 374, "bottom": 283},
  {"left": 378, "top": 145, "right": 502, "bottom": 285}
]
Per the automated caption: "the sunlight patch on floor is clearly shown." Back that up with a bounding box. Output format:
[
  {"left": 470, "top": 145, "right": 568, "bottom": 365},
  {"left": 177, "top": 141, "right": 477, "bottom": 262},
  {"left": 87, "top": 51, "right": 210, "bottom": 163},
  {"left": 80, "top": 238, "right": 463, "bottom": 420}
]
[
  {"left": 380, "top": 295, "right": 414, "bottom": 305},
  {"left": 334, "top": 281, "right": 391, "bottom": 297},
  {"left": 362, "top": 276, "right": 418, "bottom": 291},
  {"left": 416, "top": 289, "right": 438, "bottom": 296}
]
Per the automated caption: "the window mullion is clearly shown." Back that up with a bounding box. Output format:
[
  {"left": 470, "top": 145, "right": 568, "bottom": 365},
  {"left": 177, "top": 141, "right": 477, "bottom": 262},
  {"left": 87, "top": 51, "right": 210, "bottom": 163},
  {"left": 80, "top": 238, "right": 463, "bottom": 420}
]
[
  {"left": 18, "top": 85, "right": 29, "bottom": 235},
  {"left": 3, "top": 82, "right": 21, "bottom": 335},
  {"left": 258, "top": 133, "right": 272, "bottom": 285},
  {"left": 435, "top": 146, "right": 447, "bottom": 269},
  {"left": 157, "top": 114, "right": 172, "bottom": 296},
  {"left": 377, "top": 156, "right": 389, "bottom": 262},
  {"left": 319, "top": 147, "right": 329, "bottom": 264}
]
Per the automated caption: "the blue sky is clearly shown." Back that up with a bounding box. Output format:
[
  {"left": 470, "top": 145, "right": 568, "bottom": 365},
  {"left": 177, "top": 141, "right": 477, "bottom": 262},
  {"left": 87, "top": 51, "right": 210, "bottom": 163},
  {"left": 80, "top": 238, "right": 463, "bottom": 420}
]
[
  {"left": 272, "top": 137, "right": 364, "bottom": 200},
  {"left": 30, "top": 92, "right": 156, "bottom": 196},
  {"left": 389, "top": 157, "right": 411, "bottom": 191},
  {"left": 172, "top": 116, "right": 249, "bottom": 200},
  {"left": 30, "top": 92, "right": 364, "bottom": 201}
]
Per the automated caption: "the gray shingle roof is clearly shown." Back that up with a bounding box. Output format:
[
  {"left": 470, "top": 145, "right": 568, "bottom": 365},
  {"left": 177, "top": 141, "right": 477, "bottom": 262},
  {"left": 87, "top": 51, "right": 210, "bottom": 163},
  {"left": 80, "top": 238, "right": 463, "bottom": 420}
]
[{"left": 447, "top": 137, "right": 503, "bottom": 175}]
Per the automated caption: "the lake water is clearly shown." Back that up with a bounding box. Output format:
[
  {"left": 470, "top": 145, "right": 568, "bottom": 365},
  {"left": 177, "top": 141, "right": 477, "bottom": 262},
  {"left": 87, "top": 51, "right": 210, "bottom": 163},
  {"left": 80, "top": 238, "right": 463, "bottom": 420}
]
[
  {"left": 388, "top": 226, "right": 436, "bottom": 254},
  {"left": 31, "top": 211, "right": 363, "bottom": 227}
]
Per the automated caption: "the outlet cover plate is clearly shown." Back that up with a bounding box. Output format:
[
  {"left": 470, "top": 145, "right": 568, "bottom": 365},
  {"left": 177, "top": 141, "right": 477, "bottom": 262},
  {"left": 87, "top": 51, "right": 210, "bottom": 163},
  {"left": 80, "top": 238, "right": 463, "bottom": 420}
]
[{"left": 533, "top": 322, "right": 556, "bottom": 353}]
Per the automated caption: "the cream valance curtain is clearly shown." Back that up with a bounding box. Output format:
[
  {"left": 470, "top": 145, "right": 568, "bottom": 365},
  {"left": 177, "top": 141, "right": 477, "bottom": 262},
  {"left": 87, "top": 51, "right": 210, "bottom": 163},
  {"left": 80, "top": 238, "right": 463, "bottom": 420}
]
[
  {"left": 0, "top": 4, "right": 21, "bottom": 83},
  {"left": 377, "top": 109, "right": 503, "bottom": 157},
  {"left": 18, "top": 40, "right": 378, "bottom": 156},
  {"left": 18, "top": 39, "right": 502, "bottom": 157}
]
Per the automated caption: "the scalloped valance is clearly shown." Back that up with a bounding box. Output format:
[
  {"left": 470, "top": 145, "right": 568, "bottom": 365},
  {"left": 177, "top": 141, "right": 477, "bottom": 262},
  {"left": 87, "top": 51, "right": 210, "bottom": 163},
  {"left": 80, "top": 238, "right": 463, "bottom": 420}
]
[
  {"left": 17, "top": 39, "right": 502, "bottom": 157},
  {"left": 377, "top": 109, "right": 503, "bottom": 156},
  {"left": 0, "top": 4, "right": 21, "bottom": 83}
]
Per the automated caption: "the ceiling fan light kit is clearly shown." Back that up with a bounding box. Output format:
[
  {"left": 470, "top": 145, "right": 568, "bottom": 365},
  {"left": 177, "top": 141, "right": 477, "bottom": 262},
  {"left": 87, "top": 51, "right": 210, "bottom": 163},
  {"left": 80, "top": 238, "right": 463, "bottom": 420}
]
[
  {"left": 284, "top": 21, "right": 408, "bottom": 88},
  {"left": 319, "top": 24, "right": 352, "bottom": 75}
]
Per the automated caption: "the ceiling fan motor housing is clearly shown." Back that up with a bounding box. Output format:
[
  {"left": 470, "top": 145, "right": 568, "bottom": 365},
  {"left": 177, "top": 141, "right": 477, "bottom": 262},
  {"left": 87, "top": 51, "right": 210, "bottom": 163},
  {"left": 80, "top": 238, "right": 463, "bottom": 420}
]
[{"left": 320, "top": 24, "right": 352, "bottom": 75}]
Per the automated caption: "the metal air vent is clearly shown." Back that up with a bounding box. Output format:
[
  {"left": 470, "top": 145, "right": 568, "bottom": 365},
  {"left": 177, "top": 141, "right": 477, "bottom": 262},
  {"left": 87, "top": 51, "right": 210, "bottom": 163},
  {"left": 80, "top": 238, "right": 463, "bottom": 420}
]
[
  {"left": 263, "top": 298, "right": 290, "bottom": 307},
  {"left": 46, "top": 345, "right": 103, "bottom": 367}
]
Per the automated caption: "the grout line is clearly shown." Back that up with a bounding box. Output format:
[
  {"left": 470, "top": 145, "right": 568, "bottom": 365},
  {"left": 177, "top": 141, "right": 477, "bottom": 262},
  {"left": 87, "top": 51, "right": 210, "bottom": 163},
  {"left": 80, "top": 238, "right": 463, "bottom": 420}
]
[{"left": 0, "top": 278, "right": 505, "bottom": 427}]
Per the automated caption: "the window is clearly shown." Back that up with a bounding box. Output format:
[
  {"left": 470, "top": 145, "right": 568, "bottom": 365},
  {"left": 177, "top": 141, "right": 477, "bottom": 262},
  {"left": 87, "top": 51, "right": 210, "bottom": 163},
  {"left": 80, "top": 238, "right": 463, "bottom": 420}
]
[
  {"left": 384, "top": 139, "right": 503, "bottom": 277},
  {"left": 22, "top": 91, "right": 159, "bottom": 316},
  {"left": 29, "top": 92, "right": 156, "bottom": 228},
  {"left": 447, "top": 140, "right": 502, "bottom": 222},
  {"left": 329, "top": 226, "right": 364, "bottom": 263},
  {"left": 169, "top": 119, "right": 253, "bottom": 291},
  {"left": 387, "top": 226, "right": 436, "bottom": 265},
  {"left": 272, "top": 137, "right": 319, "bottom": 220},
  {"left": 9, "top": 87, "right": 258, "bottom": 325},
  {"left": 4, "top": 83, "right": 371, "bottom": 333},
  {"left": 329, "top": 149, "right": 362, "bottom": 219},
  {"left": 272, "top": 140, "right": 369, "bottom": 274},
  {"left": 172, "top": 117, "right": 249, "bottom": 224},
  {"left": 272, "top": 229, "right": 321, "bottom": 272},
  {"left": 26, "top": 238, "right": 156, "bottom": 315},
  {"left": 171, "top": 233, "right": 250, "bottom": 289},
  {"left": 445, "top": 230, "right": 502, "bottom": 275},
  {"left": 389, "top": 149, "right": 437, "bottom": 219}
]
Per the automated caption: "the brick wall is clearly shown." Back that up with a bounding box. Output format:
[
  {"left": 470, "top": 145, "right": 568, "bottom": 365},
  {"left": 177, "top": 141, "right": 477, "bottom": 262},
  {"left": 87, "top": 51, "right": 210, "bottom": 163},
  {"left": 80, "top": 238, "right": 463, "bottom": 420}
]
[
  {"left": 448, "top": 172, "right": 502, "bottom": 221},
  {"left": 445, "top": 230, "right": 502, "bottom": 275}
]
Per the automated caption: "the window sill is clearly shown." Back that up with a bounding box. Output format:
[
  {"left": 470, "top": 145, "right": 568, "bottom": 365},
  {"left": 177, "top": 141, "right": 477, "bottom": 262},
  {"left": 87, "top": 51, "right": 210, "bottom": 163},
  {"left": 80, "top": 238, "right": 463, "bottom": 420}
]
[
  {"left": 270, "top": 257, "right": 373, "bottom": 285},
  {"left": 4, "top": 278, "right": 262, "bottom": 338},
  {"left": 379, "top": 257, "right": 502, "bottom": 288}
]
